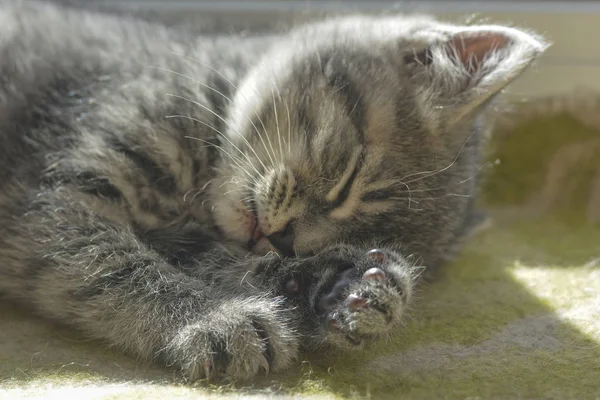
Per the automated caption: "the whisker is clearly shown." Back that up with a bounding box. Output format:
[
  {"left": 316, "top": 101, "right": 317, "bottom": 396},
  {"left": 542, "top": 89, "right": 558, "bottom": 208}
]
[
  {"left": 421, "top": 193, "right": 472, "bottom": 200},
  {"left": 150, "top": 66, "right": 231, "bottom": 100},
  {"left": 183, "top": 188, "right": 203, "bottom": 203},
  {"left": 181, "top": 178, "right": 215, "bottom": 203},
  {"left": 329, "top": 82, "right": 351, "bottom": 98},
  {"left": 390, "top": 192, "right": 471, "bottom": 201},
  {"left": 284, "top": 99, "right": 292, "bottom": 158},
  {"left": 185, "top": 135, "right": 246, "bottom": 171},
  {"left": 176, "top": 119, "right": 261, "bottom": 185},
  {"left": 391, "top": 160, "right": 490, "bottom": 195},
  {"left": 246, "top": 101, "right": 276, "bottom": 170},
  {"left": 168, "top": 115, "right": 250, "bottom": 171},
  {"left": 169, "top": 52, "right": 277, "bottom": 170},
  {"left": 224, "top": 187, "right": 247, "bottom": 196},
  {"left": 459, "top": 161, "right": 490, "bottom": 184},
  {"left": 238, "top": 194, "right": 257, "bottom": 204},
  {"left": 217, "top": 177, "right": 260, "bottom": 193},
  {"left": 271, "top": 86, "right": 284, "bottom": 161},
  {"left": 258, "top": 86, "right": 279, "bottom": 166},
  {"left": 395, "top": 181, "right": 415, "bottom": 208},
  {"left": 151, "top": 65, "right": 274, "bottom": 174},
  {"left": 315, "top": 48, "right": 323, "bottom": 71},
  {"left": 164, "top": 93, "right": 270, "bottom": 179},
  {"left": 163, "top": 94, "right": 264, "bottom": 176},
  {"left": 386, "top": 197, "right": 423, "bottom": 211},
  {"left": 399, "top": 128, "right": 479, "bottom": 185},
  {"left": 388, "top": 197, "right": 420, "bottom": 204}
]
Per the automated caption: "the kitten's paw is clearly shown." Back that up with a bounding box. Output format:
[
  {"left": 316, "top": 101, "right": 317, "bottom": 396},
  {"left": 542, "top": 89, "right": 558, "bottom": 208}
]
[
  {"left": 165, "top": 298, "right": 299, "bottom": 382},
  {"left": 309, "top": 247, "right": 416, "bottom": 347}
]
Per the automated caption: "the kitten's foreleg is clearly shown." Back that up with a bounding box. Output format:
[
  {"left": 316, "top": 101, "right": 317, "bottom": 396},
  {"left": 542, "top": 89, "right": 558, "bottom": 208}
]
[{"left": 1, "top": 193, "right": 299, "bottom": 381}]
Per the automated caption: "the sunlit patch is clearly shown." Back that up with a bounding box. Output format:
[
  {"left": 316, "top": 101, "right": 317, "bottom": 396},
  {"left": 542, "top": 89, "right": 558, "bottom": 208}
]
[{"left": 510, "top": 263, "right": 600, "bottom": 339}]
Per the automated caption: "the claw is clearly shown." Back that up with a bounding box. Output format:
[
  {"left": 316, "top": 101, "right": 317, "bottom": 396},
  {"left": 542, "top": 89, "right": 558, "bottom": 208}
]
[
  {"left": 258, "top": 355, "right": 270, "bottom": 376},
  {"left": 204, "top": 359, "right": 212, "bottom": 382}
]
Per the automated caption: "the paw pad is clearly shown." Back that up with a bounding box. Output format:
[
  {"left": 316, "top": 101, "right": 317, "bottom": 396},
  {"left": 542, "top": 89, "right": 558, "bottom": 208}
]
[
  {"left": 362, "top": 267, "right": 386, "bottom": 281},
  {"left": 345, "top": 293, "right": 367, "bottom": 311}
]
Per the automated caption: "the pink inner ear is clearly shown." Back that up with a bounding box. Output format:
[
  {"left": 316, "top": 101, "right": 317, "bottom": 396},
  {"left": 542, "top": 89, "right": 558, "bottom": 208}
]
[{"left": 450, "top": 32, "right": 511, "bottom": 72}]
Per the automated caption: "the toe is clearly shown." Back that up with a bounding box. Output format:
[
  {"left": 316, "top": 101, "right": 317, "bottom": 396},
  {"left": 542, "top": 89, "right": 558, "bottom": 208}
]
[
  {"left": 362, "top": 267, "right": 387, "bottom": 281},
  {"left": 345, "top": 293, "right": 367, "bottom": 311}
]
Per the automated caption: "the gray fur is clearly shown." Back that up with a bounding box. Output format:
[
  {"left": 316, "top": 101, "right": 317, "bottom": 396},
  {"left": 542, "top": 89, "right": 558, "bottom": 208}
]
[{"left": 0, "top": 0, "right": 546, "bottom": 382}]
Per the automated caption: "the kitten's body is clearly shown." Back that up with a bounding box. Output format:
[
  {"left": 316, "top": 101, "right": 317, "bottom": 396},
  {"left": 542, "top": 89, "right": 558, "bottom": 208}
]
[{"left": 0, "top": 1, "right": 545, "bottom": 381}]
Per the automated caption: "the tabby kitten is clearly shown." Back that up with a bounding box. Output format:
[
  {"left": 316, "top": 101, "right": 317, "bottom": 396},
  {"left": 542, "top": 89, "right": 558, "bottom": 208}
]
[{"left": 0, "top": 0, "right": 546, "bottom": 381}]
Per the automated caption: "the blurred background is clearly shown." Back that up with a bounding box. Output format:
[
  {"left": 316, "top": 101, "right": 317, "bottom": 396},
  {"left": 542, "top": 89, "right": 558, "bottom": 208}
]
[{"left": 51, "top": 0, "right": 600, "bottom": 102}]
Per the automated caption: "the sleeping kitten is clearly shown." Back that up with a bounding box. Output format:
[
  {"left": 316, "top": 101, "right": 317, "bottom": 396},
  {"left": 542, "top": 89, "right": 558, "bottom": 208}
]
[{"left": 0, "top": 0, "right": 546, "bottom": 381}]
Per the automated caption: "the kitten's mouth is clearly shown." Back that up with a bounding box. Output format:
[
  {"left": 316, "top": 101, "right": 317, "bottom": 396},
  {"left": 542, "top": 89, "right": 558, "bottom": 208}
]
[{"left": 247, "top": 207, "right": 264, "bottom": 249}]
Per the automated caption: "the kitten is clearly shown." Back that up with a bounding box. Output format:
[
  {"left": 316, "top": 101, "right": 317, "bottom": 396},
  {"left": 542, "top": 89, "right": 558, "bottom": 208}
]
[{"left": 0, "top": 0, "right": 546, "bottom": 381}]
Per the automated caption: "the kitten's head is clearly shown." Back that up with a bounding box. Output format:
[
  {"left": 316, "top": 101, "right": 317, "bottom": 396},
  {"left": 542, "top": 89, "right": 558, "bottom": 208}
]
[{"left": 210, "top": 15, "right": 546, "bottom": 259}]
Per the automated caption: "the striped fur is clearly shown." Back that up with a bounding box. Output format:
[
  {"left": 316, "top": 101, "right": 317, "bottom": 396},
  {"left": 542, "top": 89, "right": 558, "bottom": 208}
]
[{"left": 0, "top": 1, "right": 546, "bottom": 381}]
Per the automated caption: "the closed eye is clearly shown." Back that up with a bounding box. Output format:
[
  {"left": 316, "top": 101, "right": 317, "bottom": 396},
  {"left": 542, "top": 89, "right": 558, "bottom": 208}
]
[
  {"left": 331, "top": 161, "right": 360, "bottom": 208},
  {"left": 360, "top": 188, "right": 395, "bottom": 202},
  {"left": 325, "top": 147, "right": 364, "bottom": 209}
]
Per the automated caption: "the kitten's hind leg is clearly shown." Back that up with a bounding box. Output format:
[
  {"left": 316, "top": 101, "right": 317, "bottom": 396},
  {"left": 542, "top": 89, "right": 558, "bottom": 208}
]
[{"left": 0, "top": 192, "right": 299, "bottom": 381}]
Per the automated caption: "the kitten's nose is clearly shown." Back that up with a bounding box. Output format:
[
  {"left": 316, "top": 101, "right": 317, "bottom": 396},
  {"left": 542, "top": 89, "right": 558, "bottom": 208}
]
[{"left": 266, "top": 222, "right": 295, "bottom": 257}]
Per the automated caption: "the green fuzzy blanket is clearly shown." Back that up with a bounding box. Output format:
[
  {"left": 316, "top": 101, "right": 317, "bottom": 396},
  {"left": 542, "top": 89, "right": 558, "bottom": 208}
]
[{"left": 2, "top": 94, "right": 600, "bottom": 400}]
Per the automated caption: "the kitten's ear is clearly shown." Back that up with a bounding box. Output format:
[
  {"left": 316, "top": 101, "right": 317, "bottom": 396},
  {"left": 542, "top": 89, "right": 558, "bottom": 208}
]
[{"left": 405, "top": 25, "right": 548, "bottom": 122}]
